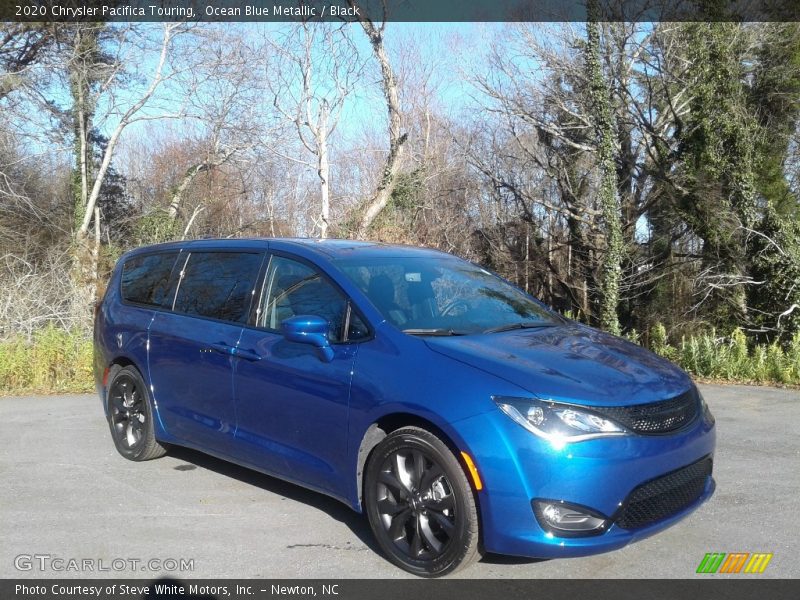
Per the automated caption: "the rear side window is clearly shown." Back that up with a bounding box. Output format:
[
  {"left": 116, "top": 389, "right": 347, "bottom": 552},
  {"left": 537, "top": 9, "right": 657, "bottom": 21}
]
[
  {"left": 173, "top": 252, "right": 262, "bottom": 323},
  {"left": 121, "top": 252, "right": 179, "bottom": 308}
]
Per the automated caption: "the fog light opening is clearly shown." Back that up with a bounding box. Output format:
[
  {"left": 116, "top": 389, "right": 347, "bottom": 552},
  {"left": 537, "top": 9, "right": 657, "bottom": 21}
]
[{"left": 533, "top": 500, "right": 609, "bottom": 537}]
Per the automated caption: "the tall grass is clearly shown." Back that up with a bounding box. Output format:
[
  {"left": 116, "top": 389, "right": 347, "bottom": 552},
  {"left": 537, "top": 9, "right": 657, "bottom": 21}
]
[
  {"left": 0, "top": 325, "right": 93, "bottom": 395},
  {"left": 1, "top": 322, "right": 798, "bottom": 395},
  {"left": 648, "top": 323, "right": 800, "bottom": 385}
]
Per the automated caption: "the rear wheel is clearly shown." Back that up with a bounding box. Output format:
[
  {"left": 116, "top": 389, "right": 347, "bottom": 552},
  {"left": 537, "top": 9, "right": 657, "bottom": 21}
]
[
  {"left": 364, "top": 426, "right": 481, "bottom": 577},
  {"left": 107, "top": 366, "right": 166, "bottom": 461}
]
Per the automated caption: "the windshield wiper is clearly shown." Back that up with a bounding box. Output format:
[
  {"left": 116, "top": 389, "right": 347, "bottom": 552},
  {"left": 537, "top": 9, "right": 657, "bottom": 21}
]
[
  {"left": 402, "top": 328, "right": 467, "bottom": 336},
  {"left": 483, "top": 322, "right": 557, "bottom": 334}
]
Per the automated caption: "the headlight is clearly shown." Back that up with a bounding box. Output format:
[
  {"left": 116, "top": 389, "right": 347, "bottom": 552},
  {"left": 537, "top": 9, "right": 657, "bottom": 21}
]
[{"left": 492, "top": 396, "right": 629, "bottom": 443}]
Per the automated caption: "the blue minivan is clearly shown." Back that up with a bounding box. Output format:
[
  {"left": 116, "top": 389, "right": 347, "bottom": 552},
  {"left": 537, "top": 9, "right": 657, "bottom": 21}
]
[{"left": 94, "top": 238, "right": 716, "bottom": 576}]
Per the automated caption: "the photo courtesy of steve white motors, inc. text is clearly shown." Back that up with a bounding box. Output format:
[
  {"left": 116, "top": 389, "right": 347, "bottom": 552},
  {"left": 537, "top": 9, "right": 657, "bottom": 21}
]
[
  {"left": 14, "top": 583, "right": 340, "bottom": 598},
  {"left": 22, "top": 2, "right": 362, "bottom": 19}
]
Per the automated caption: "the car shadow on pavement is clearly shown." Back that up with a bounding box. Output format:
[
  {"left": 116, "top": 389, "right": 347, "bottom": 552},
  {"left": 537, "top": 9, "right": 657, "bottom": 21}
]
[
  {"left": 164, "top": 445, "right": 380, "bottom": 554},
  {"left": 164, "top": 445, "right": 550, "bottom": 570},
  {"left": 479, "top": 554, "right": 549, "bottom": 566}
]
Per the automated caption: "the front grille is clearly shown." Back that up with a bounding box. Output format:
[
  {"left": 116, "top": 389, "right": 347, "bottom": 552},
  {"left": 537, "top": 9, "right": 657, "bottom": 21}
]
[
  {"left": 591, "top": 388, "right": 699, "bottom": 434},
  {"left": 615, "top": 456, "right": 713, "bottom": 529}
]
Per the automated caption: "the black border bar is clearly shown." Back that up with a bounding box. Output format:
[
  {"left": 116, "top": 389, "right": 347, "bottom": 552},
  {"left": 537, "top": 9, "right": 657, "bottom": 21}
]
[
  {"left": 4, "top": 579, "right": 799, "bottom": 600},
  {"left": 3, "top": 0, "right": 800, "bottom": 23}
]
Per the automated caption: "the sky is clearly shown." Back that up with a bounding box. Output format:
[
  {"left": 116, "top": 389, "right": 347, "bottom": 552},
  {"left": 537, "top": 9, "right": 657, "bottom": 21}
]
[
  {"left": 39, "top": 20, "right": 510, "bottom": 181},
  {"left": 11, "top": 20, "right": 526, "bottom": 194}
]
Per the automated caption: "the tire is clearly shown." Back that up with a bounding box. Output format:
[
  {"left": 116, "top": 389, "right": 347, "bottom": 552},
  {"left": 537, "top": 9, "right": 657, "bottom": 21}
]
[
  {"left": 106, "top": 366, "right": 166, "bottom": 461},
  {"left": 364, "top": 426, "right": 481, "bottom": 577}
]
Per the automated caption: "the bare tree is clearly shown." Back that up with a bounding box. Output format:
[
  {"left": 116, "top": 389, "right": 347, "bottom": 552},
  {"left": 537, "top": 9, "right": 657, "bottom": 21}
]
[
  {"left": 63, "top": 23, "right": 196, "bottom": 318},
  {"left": 74, "top": 24, "right": 187, "bottom": 239},
  {"left": 166, "top": 26, "right": 273, "bottom": 228},
  {"left": 266, "top": 22, "right": 362, "bottom": 238},
  {"left": 347, "top": 2, "right": 407, "bottom": 238},
  {"left": 0, "top": 23, "right": 59, "bottom": 101}
]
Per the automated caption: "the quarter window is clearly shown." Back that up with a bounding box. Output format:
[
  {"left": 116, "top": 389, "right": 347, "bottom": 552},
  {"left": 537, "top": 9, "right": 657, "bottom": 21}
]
[
  {"left": 173, "top": 252, "right": 262, "bottom": 323},
  {"left": 121, "top": 251, "right": 179, "bottom": 308}
]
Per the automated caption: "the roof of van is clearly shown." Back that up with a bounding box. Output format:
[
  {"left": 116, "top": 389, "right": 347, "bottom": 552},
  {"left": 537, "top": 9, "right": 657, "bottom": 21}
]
[{"left": 129, "top": 238, "right": 454, "bottom": 260}]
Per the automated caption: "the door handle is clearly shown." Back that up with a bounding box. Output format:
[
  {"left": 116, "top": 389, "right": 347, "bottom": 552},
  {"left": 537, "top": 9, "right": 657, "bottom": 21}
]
[
  {"left": 208, "top": 342, "right": 261, "bottom": 362},
  {"left": 209, "top": 342, "right": 236, "bottom": 356},
  {"left": 233, "top": 348, "right": 261, "bottom": 362}
]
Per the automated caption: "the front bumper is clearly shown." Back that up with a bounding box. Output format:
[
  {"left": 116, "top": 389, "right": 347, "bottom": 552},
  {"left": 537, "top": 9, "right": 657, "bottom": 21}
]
[{"left": 455, "top": 407, "right": 716, "bottom": 558}]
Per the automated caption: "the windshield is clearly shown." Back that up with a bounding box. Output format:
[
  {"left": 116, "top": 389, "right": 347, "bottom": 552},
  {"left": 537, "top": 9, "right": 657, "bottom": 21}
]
[{"left": 336, "top": 256, "right": 561, "bottom": 335}]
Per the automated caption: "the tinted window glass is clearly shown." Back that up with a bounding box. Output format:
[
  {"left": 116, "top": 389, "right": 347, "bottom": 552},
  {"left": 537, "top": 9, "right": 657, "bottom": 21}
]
[
  {"left": 337, "top": 256, "right": 560, "bottom": 335},
  {"left": 173, "top": 252, "right": 262, "bottom": 323},
  {"left": 347, "top": 311, "right": 370, "bottom": 341},
  {"left": 259, "top": 256, "right": 347, "bottom": 342},
  {"left": 121, "top": 252, "right": 179, "bottom": 308}
]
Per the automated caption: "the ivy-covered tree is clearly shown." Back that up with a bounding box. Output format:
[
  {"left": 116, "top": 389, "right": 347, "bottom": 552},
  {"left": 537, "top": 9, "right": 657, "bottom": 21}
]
[
  {"left": 748, "top": 207, "right": 800, "bottom": 341},
  {"left": 673, "top": 22, "right": 760, "bottom": 330},
  {"left": 585, "top": 12, "right": 623, "bottom": 335},
  {"left": 746, "top": 24, "right": 800, "bottom": 341}
]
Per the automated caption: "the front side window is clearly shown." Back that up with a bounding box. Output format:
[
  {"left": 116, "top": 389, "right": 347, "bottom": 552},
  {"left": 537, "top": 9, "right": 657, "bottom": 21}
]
[
  {"left": 258, "top": 255, "right": 365, "bottom": 343},
  {"left": 173, "top": 252, "right": 262, "bottom": 323},
  {"left": 120, "top": 251, "right": 179, "bottom": 308}
]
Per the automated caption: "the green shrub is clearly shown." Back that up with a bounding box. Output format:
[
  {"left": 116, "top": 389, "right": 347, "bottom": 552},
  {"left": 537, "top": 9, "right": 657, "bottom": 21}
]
[
  {"left": 624, "top": 328, "right": 640, "bottom": 344},
  {"left": 0, "top": 325, "right": 93, "bottom": 395},
  {"left": 647, "top": 323, "right": 800, "bottom": 386}
]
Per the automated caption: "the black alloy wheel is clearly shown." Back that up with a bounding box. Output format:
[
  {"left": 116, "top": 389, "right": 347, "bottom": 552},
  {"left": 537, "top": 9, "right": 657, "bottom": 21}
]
[
  {"left": 365, "top": 426, "right": 481, "bottom": 576},
  {"left": 107, "top": 366, "right": 166, "bottom": 461}
]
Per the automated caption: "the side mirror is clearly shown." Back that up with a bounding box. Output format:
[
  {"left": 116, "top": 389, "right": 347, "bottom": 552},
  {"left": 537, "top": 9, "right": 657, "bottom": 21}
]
[{"left": 281, "top": 315, "right": 334, "bottom": 362}]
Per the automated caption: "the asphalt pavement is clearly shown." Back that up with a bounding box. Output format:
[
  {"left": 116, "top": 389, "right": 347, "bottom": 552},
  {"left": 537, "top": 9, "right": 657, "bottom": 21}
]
[{"left": 1, "top": 384, "right": 798, "bottom": 579}]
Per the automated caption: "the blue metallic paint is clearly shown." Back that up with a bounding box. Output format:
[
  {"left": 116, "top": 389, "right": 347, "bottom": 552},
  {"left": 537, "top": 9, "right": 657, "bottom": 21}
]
[
  {"left": 234, "top": 326, "right": 357, "bottom": 497},
  {"left": 94, "top": 238, "right": 716, "bottom": 560},
  {"left": 281, "top": 315, "right": 336, "bottom": 362},
  {"left": 147, "top": 310, "right": 243, "bottom": 453},
  {"left": 93, "top": 264, "right": 152, "bottom": 409},
  {"left": 423, "top": 324, "right": 692, "bottom": 407}
]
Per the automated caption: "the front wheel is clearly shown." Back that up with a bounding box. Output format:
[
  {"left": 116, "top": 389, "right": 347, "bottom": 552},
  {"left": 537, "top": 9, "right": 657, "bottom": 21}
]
[
  {"left": 364, "top": 426, "right": 481, "bottom": 577},
  {"left": 106, "top": 366, "right": 166, "bottom": 461}
]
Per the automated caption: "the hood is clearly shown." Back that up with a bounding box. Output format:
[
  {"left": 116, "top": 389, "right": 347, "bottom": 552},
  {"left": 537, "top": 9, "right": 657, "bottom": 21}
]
[{"left": 424, "top": 323, "right": 691, "bottom": 407}]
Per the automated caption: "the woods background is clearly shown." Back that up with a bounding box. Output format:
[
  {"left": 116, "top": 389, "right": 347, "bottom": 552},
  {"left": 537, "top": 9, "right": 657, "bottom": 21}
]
[{"left": 1, "top": 17, "right": 800, "bottom": 390}]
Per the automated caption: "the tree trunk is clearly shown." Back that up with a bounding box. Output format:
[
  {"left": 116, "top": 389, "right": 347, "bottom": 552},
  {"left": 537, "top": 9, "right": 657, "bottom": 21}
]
[
  {"left": 68, "top": 26, "right": 100, "bottom": 328},
  {"left": 317, "top": 100, "right": 330, "bottom": 239},
  {"left": 168, "top": 148, "right": 236, "bottom": 222},
  {"left": 349, "top": 11, "right": 407, "bottom": 238},
  {"left": 586, "top": 15, "right": 623, "bottom": 335},
  {"left": 168, "top": 164, "right": 205, "bottom": 220},
  {"left": 69, "top": 26, "right": 97, "bottom": 233},
  {"left": 77, "top": 24, "right": 175, "bottom": 238},
  {"left": 75, "top": 98, "right": 89, "bottom": 231}
]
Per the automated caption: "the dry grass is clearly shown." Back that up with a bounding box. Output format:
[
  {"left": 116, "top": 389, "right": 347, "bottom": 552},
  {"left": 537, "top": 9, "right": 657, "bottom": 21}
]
[{"left": 0, "top": 325, "right": 93, "bottom": 395}]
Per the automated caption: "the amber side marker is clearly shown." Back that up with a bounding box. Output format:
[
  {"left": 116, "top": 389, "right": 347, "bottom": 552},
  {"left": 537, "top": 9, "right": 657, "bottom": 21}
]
[{"left": 460, "top": 451, "right": 483, "bottom": 491}]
